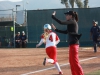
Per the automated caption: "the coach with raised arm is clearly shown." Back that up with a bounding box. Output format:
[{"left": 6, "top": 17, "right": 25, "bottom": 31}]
[
  {"left": 90, "top": 20, "right": 100, "bottom": 53},
  {"left": 51, "top": 11, "right": 84, "bottom": 75}
]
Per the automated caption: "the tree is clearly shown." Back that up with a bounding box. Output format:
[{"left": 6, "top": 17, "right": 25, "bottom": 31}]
[
  {"left": 84, "top": 0, "right": 89, "bottom": 8},
  {"left": 61, "top": 0, "right": 88, "bottom": 8},
  {"left": 75, "top": 0, "right": 84, "bottom": 8},
  {"left": 61, "top": 0, "right": 69, "bottom": 8},
  {"left": 69, "top": 0, "right": 75, "bottom": 8}
]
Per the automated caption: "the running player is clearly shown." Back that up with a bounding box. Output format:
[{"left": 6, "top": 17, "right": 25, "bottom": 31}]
[{"left": 36, "top": 24, "right": 63, "bottom": 75}]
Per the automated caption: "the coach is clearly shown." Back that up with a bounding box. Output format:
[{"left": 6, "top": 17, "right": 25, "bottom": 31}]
[
  {"left": 90, "top": 20, "right": 100, "bottom": 53},
  {"left": 52, "top": 11, "right": 84, "bottom": 75}
]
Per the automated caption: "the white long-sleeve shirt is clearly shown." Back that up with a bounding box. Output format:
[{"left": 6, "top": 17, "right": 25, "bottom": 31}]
[{"left": 45, "top": 32, "right": 60, "bottom": 48}]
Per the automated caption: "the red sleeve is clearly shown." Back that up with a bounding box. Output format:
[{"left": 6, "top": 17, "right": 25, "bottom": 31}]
[
  {"left": 56, "top": 34, "right": 59, "bottom": 41},
  {"left": 41, "top": 34, "right": 44, "bottom": 39}
]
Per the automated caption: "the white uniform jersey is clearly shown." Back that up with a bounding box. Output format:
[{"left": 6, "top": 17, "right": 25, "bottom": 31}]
[{"left": 45, "top": 32, "right": 60, "bottom": 48}]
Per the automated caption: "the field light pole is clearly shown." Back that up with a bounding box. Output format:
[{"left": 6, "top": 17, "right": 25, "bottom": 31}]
[
  {"left": 16, "top": 5, "right": 21, "bottom": 20},
  {"left": 12, "top": 9, "right": 16, "bottom": 48},
  {"left": 13, "top": 5, "right": 20, "bottom": 48},
  {"left": 23, "top": 0, "right": 29, "bottom": 42},
  {"left": 16, "top": 5, "right": 21, "bottom": 13}
]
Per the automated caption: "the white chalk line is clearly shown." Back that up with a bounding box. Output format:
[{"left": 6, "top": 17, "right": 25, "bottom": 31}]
[{"left": 21, "top": 57, "right": 97, "bottom": 75}]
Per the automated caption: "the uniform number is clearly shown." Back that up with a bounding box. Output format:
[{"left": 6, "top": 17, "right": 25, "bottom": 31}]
[{"left": 49, "top": 35, "right": 53, "bottom": 42}]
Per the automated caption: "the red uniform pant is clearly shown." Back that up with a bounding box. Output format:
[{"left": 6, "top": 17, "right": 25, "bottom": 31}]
[
  {"left": 46, "top": 46, "right": 57, "bottom": 64},
  {"left": 69, "top": 44, "right": 84, "bottom": 75}
]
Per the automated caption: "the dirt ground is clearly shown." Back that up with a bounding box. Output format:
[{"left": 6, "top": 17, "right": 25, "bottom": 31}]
[{"left": 0, "top": 47, "right": 100, "bottom": 75}]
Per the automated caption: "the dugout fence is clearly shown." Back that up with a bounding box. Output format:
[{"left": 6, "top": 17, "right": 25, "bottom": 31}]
[
  {"left": 27, "top": 7, "right": 100, "bottom": 47},
  {"left": 0, "top": 8, "right": 100, "bottom": 48},
  {"left": 0, "top": 9, "right": 27, "bottom": 48},
  {"left": 0, "top": 26, "right": 26, "bottom": 48}
]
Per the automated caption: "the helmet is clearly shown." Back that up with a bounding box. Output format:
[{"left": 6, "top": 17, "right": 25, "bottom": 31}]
[{"left": 44, "top": 24, "right": 51, "bottom": 30}]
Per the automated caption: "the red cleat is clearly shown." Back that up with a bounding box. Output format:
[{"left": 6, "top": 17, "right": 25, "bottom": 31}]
[{"left": 59, "top": 72, "right": 63, "bottom": 75}]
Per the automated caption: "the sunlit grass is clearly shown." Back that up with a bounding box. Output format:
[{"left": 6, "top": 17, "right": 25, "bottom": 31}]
[{"left": 85, "top": 70, "right": 100, "bottom": 75}]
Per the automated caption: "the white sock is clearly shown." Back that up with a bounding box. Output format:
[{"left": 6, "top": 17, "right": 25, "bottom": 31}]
[
  {"left": 47, "top": 59, "right": 54, "bottom": 63},
  {"left": 54, "top": 62, "right": 62, "bottom": 72}
]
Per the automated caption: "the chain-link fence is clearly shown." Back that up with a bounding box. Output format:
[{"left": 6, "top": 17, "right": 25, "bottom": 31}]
[
  {"left": 0, "top": 9, "right": 13, "bottom": 48},
  {"left": 0, "top": 9, "right": 13, "bottom": 21},
  {"left": 0, "top": 9, "right": 27, "bottom": 48},
  {"left": 27, "top": 8, "right": 100, "bottom": 47}
]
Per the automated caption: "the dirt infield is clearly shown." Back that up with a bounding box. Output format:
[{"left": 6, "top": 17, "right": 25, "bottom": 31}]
[{"left": 0, "top": 47, "right": 100, "bottom": 75}]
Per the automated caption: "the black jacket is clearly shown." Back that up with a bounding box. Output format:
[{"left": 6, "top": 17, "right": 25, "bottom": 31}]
[{"left": 52, "top": 15, "right": 82, "bottom": 45}]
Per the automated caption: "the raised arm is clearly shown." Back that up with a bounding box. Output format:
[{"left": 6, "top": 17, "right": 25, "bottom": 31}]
[
  {"left": 52, "top": 15, "right": 67, "bottom": 25},
  {"left": 52, "top": 11, "right": 75, "bottom": 25}
]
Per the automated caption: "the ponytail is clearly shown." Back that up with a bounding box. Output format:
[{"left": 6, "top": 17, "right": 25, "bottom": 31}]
[
  {"left": 74, "top": 11, "right": 78, "bottom": 22},
  {"left": 65, "top": 11, "right": 78, "bottom": 22}
]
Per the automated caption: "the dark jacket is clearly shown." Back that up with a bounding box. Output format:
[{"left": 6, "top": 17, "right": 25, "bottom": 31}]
[
  {"left": 15, "top": 35, "right": 20, "bottom": 41},
  {"left": 20, "top": 35, "right": 27, "bottom": 42},
  {"left": 90, "top": 26, "right": 100, "bottom": 41},
  {"left": 52, "top": 15, "right": 82, "bottom": 45}
]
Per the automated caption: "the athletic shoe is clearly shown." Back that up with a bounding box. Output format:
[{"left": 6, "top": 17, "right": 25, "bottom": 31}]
[
  {"left": 94, "top": 50, "right": 97, "bottom": 53},
  {"left": 43, "top": 57, "right": 46, "bottom": 66},
  {"left": 59, "top": 72, "right": 63, "bottom": 75}
]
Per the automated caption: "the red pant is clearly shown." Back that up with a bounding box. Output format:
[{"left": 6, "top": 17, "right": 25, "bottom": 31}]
[
  {"left": 46, "top": 46, "right": 57, "bottom": 64},
  {"left": 69, "top": 44, "right": 84, "bottom": 75}
]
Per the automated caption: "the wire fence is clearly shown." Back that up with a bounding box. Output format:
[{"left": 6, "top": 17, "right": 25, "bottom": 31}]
[
  {"left": 0, "top": 9, "right": 28, "bottom": 48},
  {"left": 0, "top": 9, "right": 13, "bottom": 22}
]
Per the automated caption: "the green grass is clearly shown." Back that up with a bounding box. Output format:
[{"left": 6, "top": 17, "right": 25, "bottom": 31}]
[{"left": 85, "top": 70, "right": 100, "bottom": 75}]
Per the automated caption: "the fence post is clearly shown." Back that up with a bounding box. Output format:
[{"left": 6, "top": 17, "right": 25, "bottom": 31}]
[
  {"left": 12, "top": 9, "right": 16, "bottom": 48},
  {"left": 25, "top": 9, "right": 28, "bottom": 42}
]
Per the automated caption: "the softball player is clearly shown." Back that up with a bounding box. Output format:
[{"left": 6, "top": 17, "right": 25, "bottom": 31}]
[{"left": 36, "top": 24, "right": 63, "bottom": 75}]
